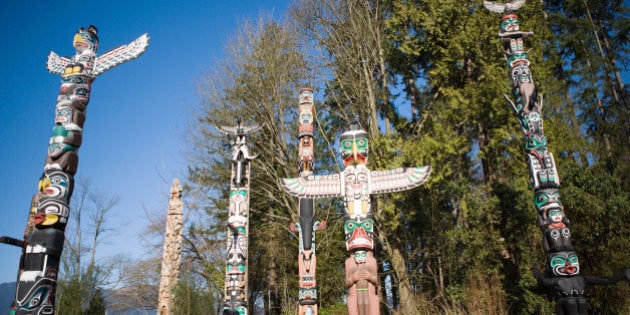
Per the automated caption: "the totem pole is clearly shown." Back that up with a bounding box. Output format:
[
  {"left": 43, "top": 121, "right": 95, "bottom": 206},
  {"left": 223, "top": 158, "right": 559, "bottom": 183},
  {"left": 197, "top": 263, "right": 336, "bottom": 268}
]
[
  {"left": 158, "top": 179, "right": 184, "bottom": 315},
  {"left": 218, "top": 119, "right": 261, "bottom": 315},
  {"left": 484, "top": 2, "right": 596, "bottom": 314},
  {"left": 0, "top": 25, "right": 148, "bottom": 314},
  {"left": 289, "top": 88, "right": 326, "bottom": 315},
  {"left": 281, "top": 125, "right": 431, "bottom": 315}
]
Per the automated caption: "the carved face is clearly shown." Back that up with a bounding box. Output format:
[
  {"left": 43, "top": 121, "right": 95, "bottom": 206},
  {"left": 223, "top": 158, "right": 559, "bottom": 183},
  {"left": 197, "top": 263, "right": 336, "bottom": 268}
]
[
  {"left": 43, "top": 171, "right": 73, "bottom": 201},
  {"left": 547, "top": 208, "right": 563, "bottom": 224},
  {"left": 354, "top": 250, "right": 367, "bottom": 264},
  {"left": 299, "top": 105, "right": 314, "bottom": 126},
  {"left": 340, "top": 128, "right": 369, "bottom": 166},
  {"left": 500, "top": 15, "right": 520, "bottom": 32},
  {"left": 525, "top": 133, "right": 547, "bottom": 156},
  {"left": 534, "top": 189, "right": 561, "bottom": 213},
  {"left": 226, "top": 262, "right": 246, "bottom": 274},
  {"left": 507, "top": 51, "right": 530, "bottom": 68},
  {"left": 299, "top": 88, "right": 314, "bottom": 104},
  {"left": 73, "top": 26, "right": 99, "bottom": 54},
  {"left": 511, "top": 65, "right": 532, "bottom": 85},
  {"left": 549, "top": 252, "right": 580, "bottom": 276},
  {"left": 344, "top": 218, "right": 374, "bottom": 250}
]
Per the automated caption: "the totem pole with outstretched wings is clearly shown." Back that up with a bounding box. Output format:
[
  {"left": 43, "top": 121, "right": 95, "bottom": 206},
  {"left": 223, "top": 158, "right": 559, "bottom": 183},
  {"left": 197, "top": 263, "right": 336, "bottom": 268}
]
[
  {"left": 1, "top": 25, "right": 148, "bottom": 314},
  {"left": 219, "top": 119, "right": 260, "bottom": 315},
  {"left": 282, "top": 125, "right": 430, "bottom": 315}
]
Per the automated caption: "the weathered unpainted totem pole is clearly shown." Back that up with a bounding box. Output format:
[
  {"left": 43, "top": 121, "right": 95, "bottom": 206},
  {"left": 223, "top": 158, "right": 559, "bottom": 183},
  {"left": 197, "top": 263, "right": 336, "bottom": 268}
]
[
  {"left": 158, "top": 179, "right": 184, "bottom": 315},
  {"left": 218, "top": 119, "right": 261, "bottom": 315},
  {"left": 289, "top": 88, "right": 326, "bottom": 315},
  {"left": 281, "top": 125, "right": 431, "bottom": 315},
  {"left": 484, "top": 1, "right": 590, "bottom": 314},
  {"left": 0, "top": 25, "right": 148, "bottom": 314}
]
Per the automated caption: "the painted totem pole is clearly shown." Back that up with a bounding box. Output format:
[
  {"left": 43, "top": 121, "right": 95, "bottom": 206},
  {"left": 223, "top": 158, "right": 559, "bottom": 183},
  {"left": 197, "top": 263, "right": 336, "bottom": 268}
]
[
  {"left": 218, "top": 119, "right": 261, "bottom": 315},
  {"left": 485, "top": 2, "right": 630, "bottom": 313},
  {"left": 289, "top": 88, "right": 326, "bottom": 315},
  {"left": 158, "top": 179, "right": 184, "bottom": 315},
  {"left": 281, "top": 125, "right": 431, "bottom": 315},
  {"left": 1, "top": 25, "right": 148, "bottom": 314},
  {"left": 484, "top": 1, "right": 589, "bottom": 314}
]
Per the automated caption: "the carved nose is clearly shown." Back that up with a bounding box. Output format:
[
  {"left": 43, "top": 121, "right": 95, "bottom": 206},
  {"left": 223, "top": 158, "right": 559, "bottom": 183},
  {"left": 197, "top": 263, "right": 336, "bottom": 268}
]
[{"left": 565, "top": 263, "right": 576, "bottom": 274}]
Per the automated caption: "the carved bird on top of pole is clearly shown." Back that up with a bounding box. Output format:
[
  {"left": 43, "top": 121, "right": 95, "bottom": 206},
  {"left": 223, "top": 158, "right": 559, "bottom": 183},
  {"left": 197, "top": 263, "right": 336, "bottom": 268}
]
[{"left": 483, "top": 0, "right": 526, "bottom": 14}]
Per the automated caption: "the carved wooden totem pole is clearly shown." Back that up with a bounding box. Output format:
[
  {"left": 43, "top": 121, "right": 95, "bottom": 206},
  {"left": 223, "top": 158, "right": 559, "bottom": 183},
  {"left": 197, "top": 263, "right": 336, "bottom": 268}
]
[
  {"left": 158, "top": 179, "right": 184, "bottom": 315},
  {"left": 484, "top": 1, "right": 590, "bottom": 313},
  {"left": 219, "top": 119, "right": 261, "bottom": 315},
  {"left": 282, "top": 125, "right": 431, "bottom": 315},
  {"left": 289, "top": 88, "right": 326, "bottom": 315},
  {"left": 0, "top": 25, "right": 148, "bottom": 314}
]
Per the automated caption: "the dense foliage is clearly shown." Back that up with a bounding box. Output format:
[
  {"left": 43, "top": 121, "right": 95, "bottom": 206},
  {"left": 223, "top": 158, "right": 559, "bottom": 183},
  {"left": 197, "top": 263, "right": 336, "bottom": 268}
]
[{"left": 178, "top": 1, "right": 629, "bottom": 314}]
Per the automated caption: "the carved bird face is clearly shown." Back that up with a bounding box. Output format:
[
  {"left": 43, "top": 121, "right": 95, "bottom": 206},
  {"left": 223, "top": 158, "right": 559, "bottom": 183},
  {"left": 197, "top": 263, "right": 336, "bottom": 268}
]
[
  {"left": 340, "top": 128, "right": 369, "bottom": 166},
  {"left": 73, "top": 26, "right": 99, "bottom": 54},
  {"left": 534, "top": 189, "right": 561, "bottom": 213},
  {"left": 344, "top": 218, "right": 374, "bottom": 250}
]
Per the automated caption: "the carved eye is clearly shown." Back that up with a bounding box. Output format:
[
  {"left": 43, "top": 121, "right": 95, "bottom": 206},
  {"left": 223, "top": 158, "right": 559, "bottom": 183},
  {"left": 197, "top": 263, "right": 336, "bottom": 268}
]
[
  {"left": 346, "top": 222, "right": 355, "bottom": 229},
  {"left": 550, "top": 256, "right": 565, "bottom": 267},
  {"left": 512, "top": 68, "right": 523, "bottom": 77},
  {"left": 341, "top": 140, "right": 353, "bottom": 150}
]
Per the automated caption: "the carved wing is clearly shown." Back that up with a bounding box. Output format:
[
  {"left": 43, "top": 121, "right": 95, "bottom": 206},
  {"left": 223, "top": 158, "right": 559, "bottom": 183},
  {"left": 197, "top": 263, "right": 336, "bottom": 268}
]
[
  {"left": 510, "top": 0, "right": 526, "bottom": 11},
  {"left": 93, "top": 33, "right": 149, "bottom": 76},
  {"left": 46, "top": 51, "right": 71, "bottom": 75},
  {"left": 217, "top": 125, "right": 238, "bottom": 136},
  {"left": 369, "top": 166, "right": 431, "bottom": 195},
  {"left": 281, "top": 173, "right": 343, "bottom": 198},
  {"left": 483, "top": 1, "right": 506, "bottom": 13},
  {"left": 241, "top": 124, "right": 262, "bottom": 135},
  {"left": 217, "top": 124, "right": 262, "bottom": 136}
]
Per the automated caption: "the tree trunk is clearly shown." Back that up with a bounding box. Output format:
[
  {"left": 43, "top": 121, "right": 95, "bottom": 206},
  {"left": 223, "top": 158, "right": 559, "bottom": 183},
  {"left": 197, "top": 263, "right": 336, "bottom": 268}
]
[{"left": 374, "top": 199, "right": 418, "bottom": 314}]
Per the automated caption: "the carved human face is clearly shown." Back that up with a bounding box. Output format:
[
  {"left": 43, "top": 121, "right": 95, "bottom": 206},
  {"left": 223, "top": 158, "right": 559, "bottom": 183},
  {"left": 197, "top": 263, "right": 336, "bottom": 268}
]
[
  {"left": 549, "top": 252, "right": 580, "bottom": 276},
  {"left": 340, "top": 128, "right": 369, "bottom": 166},
  {"left": 354, "top": 251, "right": 367, "bottom": 264},
  {"left": 547, "top": 208, "right": 563, "bottom": 223},
  {"left": 500, "top": 15, "right": 520, "bottom": 32},
  {"left": 511, "top": 64, "right": 532, "bottom": 85}
]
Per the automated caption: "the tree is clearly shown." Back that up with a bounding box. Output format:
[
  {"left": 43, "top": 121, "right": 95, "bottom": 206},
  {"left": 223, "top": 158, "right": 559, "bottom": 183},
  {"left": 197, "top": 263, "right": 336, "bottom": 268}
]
[
  {"left": 185, "top": 12, "right": 349, "bottom": 314},
  {"left": 56, "top": 178, "right": 121, "bottom": 314},
  {"left": 544, "top": 0, "right": 629, "bottom": 181}
]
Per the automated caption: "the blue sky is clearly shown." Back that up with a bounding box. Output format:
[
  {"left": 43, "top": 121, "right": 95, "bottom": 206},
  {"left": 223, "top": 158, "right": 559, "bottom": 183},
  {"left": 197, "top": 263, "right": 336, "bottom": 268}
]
[{"left": 0, "top": 0, "right": 290, "bottom": 284}]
